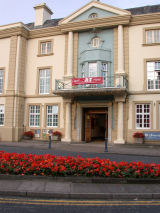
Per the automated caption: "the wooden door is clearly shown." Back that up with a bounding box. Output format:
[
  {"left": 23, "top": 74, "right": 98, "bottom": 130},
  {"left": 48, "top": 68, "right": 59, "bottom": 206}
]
[{"left": 85, "top": 112, "right": 92, "bottom": 142}]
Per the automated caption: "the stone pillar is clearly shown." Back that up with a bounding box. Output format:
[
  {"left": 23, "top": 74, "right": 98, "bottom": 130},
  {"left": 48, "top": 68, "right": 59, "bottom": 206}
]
[
  {"left": 67, "top": 31, "right": 73, "bottom": 77},
  {"left": 62, "top": 99, "right": 72, "bottom": 142},
  {"left": 114, "top": 96, "right": 126, "bottom": 144},
  {"left": 115, "top": 25, "right": 125, "bottom": 88},
  {"left": 117, "top": 25, "right": 124, "bottom": 74}
]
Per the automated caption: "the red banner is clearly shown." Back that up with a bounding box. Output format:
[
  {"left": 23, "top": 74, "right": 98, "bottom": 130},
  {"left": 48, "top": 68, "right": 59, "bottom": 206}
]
[{"left": 72, "top": 77, "right": 103, "bottom": 86}]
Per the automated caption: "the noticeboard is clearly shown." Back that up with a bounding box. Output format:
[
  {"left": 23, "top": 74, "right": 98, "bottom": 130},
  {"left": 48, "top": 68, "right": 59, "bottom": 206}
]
[{"left": 144, "top": 132, "right": 160, "bottom": 141}]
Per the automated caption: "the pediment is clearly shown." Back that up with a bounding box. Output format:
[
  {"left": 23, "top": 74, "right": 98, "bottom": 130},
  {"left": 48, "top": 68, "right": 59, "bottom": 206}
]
[{"left": 59, "top": 1, "right": 130, "bottom": 24}]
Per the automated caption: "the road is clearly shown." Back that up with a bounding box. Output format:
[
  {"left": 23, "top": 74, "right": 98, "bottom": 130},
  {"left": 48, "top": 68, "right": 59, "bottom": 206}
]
[
  {"left": 0, "top": 145, "right": 160, "bottom": 163},
  {"left": 0, "top": 197, "right": 159, "bottom": 213}
]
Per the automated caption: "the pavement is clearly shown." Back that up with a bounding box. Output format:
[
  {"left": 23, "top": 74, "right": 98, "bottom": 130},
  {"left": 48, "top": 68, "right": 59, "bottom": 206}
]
[
  {"left": 0, "top": 139, "right": 159, "bottom": 199},
  {"left": 0, "top": 139, "right": 160, "bottom": 156}
]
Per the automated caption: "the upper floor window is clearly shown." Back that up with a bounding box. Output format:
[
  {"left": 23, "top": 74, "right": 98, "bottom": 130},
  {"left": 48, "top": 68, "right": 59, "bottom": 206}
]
[
  {"left": 91, "top": 37, "right": 100, "bottom": 48},
  {"left": 89, "top": 13, "right": 98, "bottom": 19},
  {"left": 29, "top": 105, "right": 40, "bottom": 127},
  {"left": 0, "top": 70, "right": 3, "bottom": 94},
  {"left": 41, "top": 41, "right": 52, "bottom": 54},
  {"left": 146, "top": 29, "right": 160, "bottom": 44},
  {"left": 135, "top": 104, "right": 150, "bottom": 129},
  {"left": 101, "top": 63, "right": 108, "bottom": 72},
  {"left": 147, "top": 61, "right": 160, "bottom": 90},
  {"left": 0, "top": 105, "right": 4, "bottom": 126},
  {"left": 88, "top": 62, "right": 97, "bottom": 77},
  {"left": 47, "top": 105, "right": 58, "bottom": 127},
  {"left": 39, "top": 69, "right": 50, "bottom": 94}
]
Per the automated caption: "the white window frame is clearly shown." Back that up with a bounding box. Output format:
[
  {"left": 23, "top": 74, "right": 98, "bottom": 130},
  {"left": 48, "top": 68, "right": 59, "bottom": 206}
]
[
  {"left": 47, "top": 105, "right": 58, "bottom": 127},
  {"left": 147, "top": 61, "right": 160, "bottom": 90},
  {"left": 0, "top": 105, "right": 4, "bottom": 126},
  {"left": 101, "top": 62, "right": 108, "bottom": 87},
  {"left": 146, "top": 29, "right": 160, "bottom": 44},
  {"left": 39, "top": 69, "right": 50, "bottom": 94},
  {"left": 29, "top": 105, "right": 40, "bottom": 127},
  {"left": 0, "top": 70, "right": 3, "bottom": 94},
  {"left": 91, "top": 37, "right": 100, "bottom": 48},
  {"left": 41, "top": 41, "right": 52, "bottom": 54},
  {"left": 88, "top": 62, "right": 97, "bottom": 77},
  {"left": 135, "top": 104, "right": 151, "bottom": 129}
]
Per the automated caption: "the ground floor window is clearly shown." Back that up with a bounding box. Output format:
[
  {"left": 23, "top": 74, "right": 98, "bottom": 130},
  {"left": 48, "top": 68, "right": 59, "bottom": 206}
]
[
  {"left": 135, "top": 104, "right": 150, "bottom": 129},
  {"left": 29, "top": 105, "right": 40, "bottom": 127},
  {"left": 47, "top": 105, "right": 58, "bottom": 127},
  {"left": 0, "top": 105, "right": 4, "bottom": 126}
]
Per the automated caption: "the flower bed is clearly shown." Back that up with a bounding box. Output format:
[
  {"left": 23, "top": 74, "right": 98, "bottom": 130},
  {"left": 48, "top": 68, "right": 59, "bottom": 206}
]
[{"left": 0, "top": 151, "right": 159, "bottom": 178}]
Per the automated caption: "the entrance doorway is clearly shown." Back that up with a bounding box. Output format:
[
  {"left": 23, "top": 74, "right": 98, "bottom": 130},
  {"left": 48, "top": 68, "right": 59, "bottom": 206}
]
[{"left": 83, "top": 108, "right": 108, "bottom": 142}]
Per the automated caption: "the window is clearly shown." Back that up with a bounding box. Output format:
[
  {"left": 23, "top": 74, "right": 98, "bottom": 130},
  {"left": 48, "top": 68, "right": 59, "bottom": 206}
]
[
  {"left": 91, "top": 37, "right": 100, "bottom": 48},
  {"left": 88, "top": 63, "right": 97, "bottom": 77},
  {"left": 0, "top": 105, "right": 4, "bottom": 126},
  {"left": 101, "top": 63, "right": 108, "bottom": 72},
  {"left": 135, "top": 104, "right": 150, "bottom": 129},
  {"left": 39, "top": 69, "right": 50, "bottom": 94},
  {"left": 89, "top": 13, "right": 98, "bottom": 19},
  {"left": 147, "top": 61, "right": 160, "bottom": 90},
  {"left": 101, "top": 63, "right": 108, "bottom": 87},
  {"left": 0, "top": 70, "right": 3, "bottom": 94},
  {"left": 81, "top": 64, "right": 86, "bottom": 78},
  {"left": 29, "top": 105, "right": 40, "bottom": 127},
  {"left": 41, "top": 41, "right": 52, "bottom": 54},
  {"left": 47, "top": 105, "right": 58, "bottom": 127},
  {"left": 146, "top": 29, "right": 160, "bottom": 44}
]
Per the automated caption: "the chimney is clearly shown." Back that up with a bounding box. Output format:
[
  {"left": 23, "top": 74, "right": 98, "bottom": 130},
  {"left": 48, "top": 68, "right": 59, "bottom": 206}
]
[{"left": 34, "top": 3, "right": 53, "bottom": 26}]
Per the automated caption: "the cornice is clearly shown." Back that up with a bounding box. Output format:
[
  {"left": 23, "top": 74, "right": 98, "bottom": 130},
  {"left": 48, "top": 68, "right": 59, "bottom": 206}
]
[
  {"left": 28, "top": 26, "right": 62, "bottom": 39},
  {"left": 130, "top": 12, "right": 160, "bottom": 26},
  {"left": 129, "top": 91, "right": 160, "bottom": 95},
  {"left": 1, "top": 12, "right": 160, "bottom": 39},
  {"left": 0, "top": 26, "right": 29, "bottom": 39},
  {"left": 59, "top": 15, "right": 131, "bottom": 32}
]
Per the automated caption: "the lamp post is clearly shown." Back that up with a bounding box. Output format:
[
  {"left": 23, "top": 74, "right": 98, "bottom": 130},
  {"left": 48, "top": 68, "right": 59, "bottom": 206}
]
[{"left": 104, "top": 137, "right": 108, "bottom": 152}]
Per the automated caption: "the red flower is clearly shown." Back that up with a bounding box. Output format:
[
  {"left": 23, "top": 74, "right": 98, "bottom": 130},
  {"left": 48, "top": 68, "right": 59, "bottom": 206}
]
[
  {"left": 133, "top": 132, "right": 144, "bottom": 138},
  {"left": 52, "top": 131, "right": 62, "bottom": 137}
]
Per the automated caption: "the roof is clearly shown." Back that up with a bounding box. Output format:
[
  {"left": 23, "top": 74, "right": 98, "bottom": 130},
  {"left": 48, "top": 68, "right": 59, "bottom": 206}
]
[
  {"left": 127, "top": 4, "right": 160, "bottom": 15},
  {"left": 25, "top": 18, "right": 62, "bottom": 30},
  {"left": 25, "top": 4, "right": 160, "bottom": 30}
]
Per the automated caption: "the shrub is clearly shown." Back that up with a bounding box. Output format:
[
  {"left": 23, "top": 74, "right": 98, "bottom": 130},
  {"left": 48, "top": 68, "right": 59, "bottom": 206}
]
[
  {"left": 133, "top": 132, "right": 144, "bottom": 138},
  {"left": 52, "top": 131, "right": 62, "bottom": 137},
  {"left": 23, "top": 131, "right": 34, "bottom": 139},
  {"left": 0, "top": 151, "right": 160, "bottom": 178}
]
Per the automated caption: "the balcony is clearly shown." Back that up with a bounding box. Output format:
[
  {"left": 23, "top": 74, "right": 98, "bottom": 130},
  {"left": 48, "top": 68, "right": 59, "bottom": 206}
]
[{"left": 53, "top": 75, "right": 128, "bottom": 98}]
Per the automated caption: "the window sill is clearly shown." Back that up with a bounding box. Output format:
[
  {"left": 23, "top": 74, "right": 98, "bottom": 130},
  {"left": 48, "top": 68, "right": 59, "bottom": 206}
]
[
  {"left": 37, "top": 53, "right": 54, "bottom": 57},
  {"left": 142, "top": 43, "right": 160, "bottom": 47},
  {"left": 38, "top": 93, "right": 51, "bottom": 96}
]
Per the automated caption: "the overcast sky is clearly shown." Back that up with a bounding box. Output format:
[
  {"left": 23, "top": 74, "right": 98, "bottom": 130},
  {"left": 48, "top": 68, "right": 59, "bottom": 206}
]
[{"left": 0, "top": 0, "right": 160, "bottom": 25}]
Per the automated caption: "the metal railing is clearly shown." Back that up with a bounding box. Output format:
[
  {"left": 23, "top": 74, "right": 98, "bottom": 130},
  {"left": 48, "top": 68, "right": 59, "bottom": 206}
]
[{"left": 55, "top": 75, "right": 128, "bottom": 91}]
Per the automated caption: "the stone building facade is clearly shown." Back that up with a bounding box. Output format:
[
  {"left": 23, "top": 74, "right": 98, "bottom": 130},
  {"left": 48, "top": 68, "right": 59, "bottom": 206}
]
[{"left": 0, "top": 0, "right": 160, "bottom": 144}]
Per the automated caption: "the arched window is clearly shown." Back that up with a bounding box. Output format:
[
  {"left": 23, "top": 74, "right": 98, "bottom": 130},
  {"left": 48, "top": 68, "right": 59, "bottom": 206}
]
[
  {"left": 89, "top": 13, "right": 98, "bottom": 19},
  {"left": 91, "top": 37, "right": 100, "bottom": 48}
]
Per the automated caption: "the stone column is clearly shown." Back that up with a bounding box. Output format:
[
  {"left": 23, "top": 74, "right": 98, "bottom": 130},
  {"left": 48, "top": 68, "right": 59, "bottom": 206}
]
[
  {"left": 115, "top": 25, "right": 125, "bottom": 88},
  {"left": 62, "top": 99, "right": 72, "bottom": 142},
  {"left": 67, "top": 31, "right": 73, "bottom": 77},
  {"left": 117, "top": 25, "right": 124, "bottom": 74},
  {"left": 114, "top": 96, "right": 125, "bottom": 144}
]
